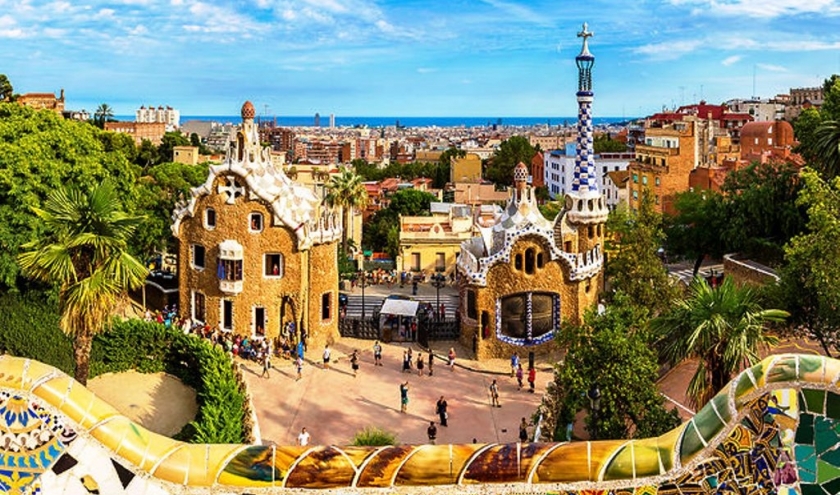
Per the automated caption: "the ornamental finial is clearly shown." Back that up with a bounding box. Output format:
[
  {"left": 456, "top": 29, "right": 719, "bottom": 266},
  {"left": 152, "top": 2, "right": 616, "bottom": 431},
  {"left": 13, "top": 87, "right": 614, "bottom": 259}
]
[{"left": 577, "top": 22, "right": 593, "bottom": 56}]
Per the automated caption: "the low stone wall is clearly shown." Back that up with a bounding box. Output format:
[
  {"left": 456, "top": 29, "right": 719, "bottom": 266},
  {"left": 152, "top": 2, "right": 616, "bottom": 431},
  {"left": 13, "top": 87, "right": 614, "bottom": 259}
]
[{"left": 723, "top": 253, "right": 780, "bottom": 287}]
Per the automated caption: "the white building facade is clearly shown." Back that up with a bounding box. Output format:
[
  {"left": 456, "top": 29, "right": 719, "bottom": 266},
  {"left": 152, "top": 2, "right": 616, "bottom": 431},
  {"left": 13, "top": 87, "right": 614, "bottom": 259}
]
[
  {"left": 543, "top": 144, "right": 633, "bottom": 210},
  {"left": 136, "top": 105, "right": 180, "bottom": 131}
]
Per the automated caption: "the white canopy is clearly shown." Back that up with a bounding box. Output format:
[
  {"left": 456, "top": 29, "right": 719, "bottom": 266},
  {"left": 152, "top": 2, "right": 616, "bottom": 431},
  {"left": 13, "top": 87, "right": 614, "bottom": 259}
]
[{"left": 380, "top": 299, "right": 420, "bottom": 317}]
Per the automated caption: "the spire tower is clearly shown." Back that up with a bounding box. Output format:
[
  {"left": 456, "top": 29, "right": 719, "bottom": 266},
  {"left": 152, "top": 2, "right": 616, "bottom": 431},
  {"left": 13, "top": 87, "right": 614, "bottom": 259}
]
[{"left": 565, "top": 22, "right": 608, "bottom": 225}]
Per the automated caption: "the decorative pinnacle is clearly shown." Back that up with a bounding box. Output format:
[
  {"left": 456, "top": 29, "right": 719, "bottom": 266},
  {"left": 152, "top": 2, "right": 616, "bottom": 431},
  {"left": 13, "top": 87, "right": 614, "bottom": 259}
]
[{"left": 577, "top": 22, "right": 593, "bottom": 57}]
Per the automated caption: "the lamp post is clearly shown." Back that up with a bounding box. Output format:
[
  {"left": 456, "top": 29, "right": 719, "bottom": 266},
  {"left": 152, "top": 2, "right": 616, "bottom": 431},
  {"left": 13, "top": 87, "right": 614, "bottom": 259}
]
[
  {"left": 587, "top": 383, "right": 601, "bottom": 440},
  {"left": 431, "top": 272, "right": 446, "bottom": 321},
  {"left": 359, "top": 271, "right": 367, "bottom": 320}
]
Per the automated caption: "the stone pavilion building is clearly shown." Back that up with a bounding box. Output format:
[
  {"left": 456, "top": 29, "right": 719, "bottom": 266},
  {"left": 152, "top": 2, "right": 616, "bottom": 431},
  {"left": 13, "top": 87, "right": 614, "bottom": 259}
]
[
  {"left": 456, "top": 24, "right": 608, "bottom": 359},
  {"left": 172, "top": 101, "right": 342, "bottom": 349}
]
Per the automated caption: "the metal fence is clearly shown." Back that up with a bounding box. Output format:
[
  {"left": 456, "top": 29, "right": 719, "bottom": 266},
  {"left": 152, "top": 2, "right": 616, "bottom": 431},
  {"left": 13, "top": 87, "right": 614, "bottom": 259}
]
[
  {"left": 339, "top": 317, "right": 460, "bottom": 345},
  {"left": 338, "top": 317, "right": 380, "bottom": 340}
]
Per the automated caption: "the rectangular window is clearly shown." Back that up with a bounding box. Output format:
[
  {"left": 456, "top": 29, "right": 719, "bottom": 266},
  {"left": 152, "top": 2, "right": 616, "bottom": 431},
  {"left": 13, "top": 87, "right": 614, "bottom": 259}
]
[
  {"left": 632, "top": 173, "right": 638, "bottom": 183},
  {"left": 632, "top": 190, "right": 639, "bottom": 200},
  {"left": 655, "top": 196, "right": 660, "bottom": 205},
  {"left": 436, "top": 252, "right": 446, "bottom": 272},
  {"left": 222, "top": 299, "right": 233, "bottom": 331},
  {"left": 467, "top": 290, "right": 478, "bottom": 319},
  {"left": 192, "top": 245, "right": 205, "bottom": 269},
  {"left": 322, "top": 293, "right": 331, "bottom": 320},
  {"left": 655, "top": 177, "right": 661, "bottom": 186},
  {"left": 411, "top": 253, "right": 421, "bottom": 271},
  {"left": 205, "top": 208, "right": 216, "bottom": 229},
  {"left": 193, "top": 291, "right": 206, "bottom": 323},
  {"left": 642, "top": 176, "right": 648, "bottom": 185},
  {"left": 249, "top": 213, "right": 263, "bottom": 232},
  {"left": 265, "top": 253, "right": 284, "bottom": 277},
  {"left": 218, "top": 259, "right": 243, "bottom": 281}
]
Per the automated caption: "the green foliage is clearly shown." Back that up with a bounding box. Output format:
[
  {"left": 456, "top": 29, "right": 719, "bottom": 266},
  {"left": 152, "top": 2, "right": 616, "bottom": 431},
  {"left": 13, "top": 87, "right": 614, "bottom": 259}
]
[
  {"left": 89, "top": 319, "right": 248, "bottom": 443},
  {"left": 362, "top": 189, "right": 436, "bottom": 257},
  {"left": 606, "top": 193, "right": 678, "bottom": 314},
  {"left": 593, "top": 134, "right": 626, "bottom": 153},
  {"left": 0, "top": 291, "right": 74, "bottom": 375},
  {"left": 350, "top": 426, "right": 397, "bottom": 446},
  {"left": 0, "top": 74, "right": 12, "bottom": 102},
  {"left": 552, "top": 294, "right": 680, "bottom": 440},
  {"left": 538, "top": 200, "right": 563, "bottom": 221},
  {"left": 134, "top": 161, "right": 209, "bottom": 255},
  {"left": 795, "top": 75, "right": 840, "bottom": 180},
  {"left": 485, "top": 135, "right": 535, "bottom": 185},
  {"left": 821, "top": 75, "right": 840, "bottom": 122},
  {"left": 651, "top": 276, "right": 787, "bottom": 407},
  {"left": 0, "top": 102, "right": 140, "bottom": 289},
  {"left": 665, "top": 190, "right": 728, "bottom": 274},
  {"left": 158, "top": 131, "right": 190, "bottom": 164},
  {"left": 94, "top": 103, "right": 114, "bottom": 129},
  {"left": 779, "top": 168, "right": 840, "bottom": 357}
]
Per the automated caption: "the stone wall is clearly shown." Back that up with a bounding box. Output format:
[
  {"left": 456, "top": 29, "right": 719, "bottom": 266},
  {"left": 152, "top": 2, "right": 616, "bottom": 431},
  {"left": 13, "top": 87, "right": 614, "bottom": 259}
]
[{"left": 723, "top": 253, "right": 779, "bottom": 287}]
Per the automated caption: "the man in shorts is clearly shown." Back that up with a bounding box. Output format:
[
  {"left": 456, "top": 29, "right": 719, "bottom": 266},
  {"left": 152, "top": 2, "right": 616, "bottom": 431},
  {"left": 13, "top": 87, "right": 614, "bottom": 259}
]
[
  {"left": 322, "top": 344, "right": 331, "bottom": 370},
  {"left": 400, "top": 381, "right": 410, "bottom": 413},
  {"left": 298, "top": 427, "right": 310, "bottom": 446},
  {"left": 373, "top": 340, "right": 383, "bottom": 366}
]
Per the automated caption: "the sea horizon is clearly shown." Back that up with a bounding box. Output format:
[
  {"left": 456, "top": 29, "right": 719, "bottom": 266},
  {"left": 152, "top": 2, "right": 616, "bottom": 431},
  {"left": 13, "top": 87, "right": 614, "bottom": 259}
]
[{"left": 117, "top": 115, "right": 636, "bottom": 128}]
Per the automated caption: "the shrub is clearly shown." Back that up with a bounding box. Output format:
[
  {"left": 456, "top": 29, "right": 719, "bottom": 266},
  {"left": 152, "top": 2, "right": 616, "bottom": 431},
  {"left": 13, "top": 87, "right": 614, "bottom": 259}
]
[
  {"left": 351, "top": 426, "right": 397, "bottom": 446},
  {"left": 0, "top": 292, "right": 74, "bottom": 375}
]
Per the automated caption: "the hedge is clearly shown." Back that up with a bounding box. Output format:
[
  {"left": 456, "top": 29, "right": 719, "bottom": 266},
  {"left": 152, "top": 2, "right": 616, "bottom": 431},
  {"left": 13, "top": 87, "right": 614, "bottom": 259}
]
[{"left": 0, "top": 292, "right": 251, "bottom": 444}]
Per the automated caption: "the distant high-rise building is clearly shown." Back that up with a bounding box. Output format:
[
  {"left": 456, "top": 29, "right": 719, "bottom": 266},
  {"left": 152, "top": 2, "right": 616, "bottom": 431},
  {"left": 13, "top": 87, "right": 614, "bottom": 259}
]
[
  {"left": 314, "top": 113, "right": 321, "bottom": 127},
  {"left": 136, "top": 105, "right": 180, "bottom": 130},
  {"left": 329, "top": 113, "right": 335, "bottom": 129}
]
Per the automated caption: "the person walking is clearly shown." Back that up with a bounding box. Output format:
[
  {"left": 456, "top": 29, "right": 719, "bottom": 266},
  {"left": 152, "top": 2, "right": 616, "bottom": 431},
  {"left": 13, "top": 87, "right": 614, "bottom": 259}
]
[
  {"left": 400, "top": 381, "right": 410, "bottom": 413},
  {"left": 416, "top": 352, "right": 424, "bottom": 376},
  {"left": 322, "top": 344, "right": 331, "bottom": 370},
  {"left": 402, "top": 350, "right": 411, "bottom": 373},
  {"left": 519, "top": 418, "right": 529, "bottom": 443},
  {"left": 428, "top": 350, "right": 434, "bottom": 376},
  {"left": 295, "top": 354, "right": 303, "bottom": 381},
  {"left": 510, "top": 352, "right": 519, "bottom": 378},
  {"left": 298, "top": 427, "right": 310, "bottom": 446},
  {"left": 436, "top": 396, "right": 448, "bottom": 427},
  {"left": 427, "top": 421, "right": 437, "bottom": 444},
  {"left": 489, "top": 379, "right": 501, "bottom": 407},
  {"left": 447, "top": 347, "right": 456, "bottom": 372},
  {"left": 515, "top": 363, "right": 524, "bottom": 390},
  {"left": 373, "top": 340, "right": 383, "bottom": 366},
  {"left": 350, "top": 350, "right": 359, "bottom": 377},
  {"left": 261, "top": 351, "right": 271, "bottom": 379},
  {"left": 528, "top": 366, "right": 536, "bottom": 393}
]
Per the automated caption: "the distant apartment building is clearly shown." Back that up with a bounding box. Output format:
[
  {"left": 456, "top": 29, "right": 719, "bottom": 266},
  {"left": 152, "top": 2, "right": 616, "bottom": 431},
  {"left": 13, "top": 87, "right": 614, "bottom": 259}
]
[
  {"left": 398, "top": 202, "right": 475, "bottom": 278},
  {"left": 725, "top": 98, "right": 785, "bottom": 122},
  {"left": 17, "top": 89, "right": 65, "bottom": 114},
  {"left": 136, "top": 105, "right": 180, "bottom": 131},
  {"left": 205, "top": 124, "right": 235, "bottom": 151},
  {"left": 104, "top": 121, "right": 166, "bottom": 146},
  {"left": 786, "top": 86, "right": 824, "bottom": 120},
  {"left": 530, "top": 151, "right": 545, "bottom": 189},
  {"left": 451, "top": 182, "right": 509, "bottom": 207},
  {"left": 543, "top": 144, "right": 633, "bottom": 211},
  {"left": 648, "top": 101, "right": 752, "bottom": 144},
  {"left": 450, "top": 153, "right": 482, "bottom": 183},
  {"left": 528, "top": 134, "right": 567, "bottom": 151}
]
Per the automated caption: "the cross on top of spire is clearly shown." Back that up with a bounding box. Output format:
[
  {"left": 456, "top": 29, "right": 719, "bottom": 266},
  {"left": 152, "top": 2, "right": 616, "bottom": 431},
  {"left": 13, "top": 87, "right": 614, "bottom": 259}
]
[{"left": 577, "top": 22, "right": 593, "bottom": 57}]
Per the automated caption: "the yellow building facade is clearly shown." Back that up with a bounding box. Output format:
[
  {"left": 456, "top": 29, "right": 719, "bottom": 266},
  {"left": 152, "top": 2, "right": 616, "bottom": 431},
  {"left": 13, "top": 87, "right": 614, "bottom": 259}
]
[
  {"left": 450, "top": 152, "right": 483, "bottom": 183},
  {"left": 172, "top": 102, "right": 342, "bottom": 350},
  {"left": 398, "top": 203, "right": 475, "bottom": 278}
]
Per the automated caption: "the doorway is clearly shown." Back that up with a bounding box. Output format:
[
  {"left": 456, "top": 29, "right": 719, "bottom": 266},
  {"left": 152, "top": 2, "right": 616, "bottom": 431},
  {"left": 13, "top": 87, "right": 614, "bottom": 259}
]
[{"left": 254, "top": 307, "right": 266, "bottom": 337}]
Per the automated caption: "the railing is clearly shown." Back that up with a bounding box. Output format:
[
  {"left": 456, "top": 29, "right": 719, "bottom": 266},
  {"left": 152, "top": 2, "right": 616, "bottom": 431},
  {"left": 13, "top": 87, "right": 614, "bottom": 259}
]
[
  {"left": 418, "top": 319, "right": 461, "bottom": 347},
  {"left": 338, "top": 317, "right": 380, "bottom": 340}
]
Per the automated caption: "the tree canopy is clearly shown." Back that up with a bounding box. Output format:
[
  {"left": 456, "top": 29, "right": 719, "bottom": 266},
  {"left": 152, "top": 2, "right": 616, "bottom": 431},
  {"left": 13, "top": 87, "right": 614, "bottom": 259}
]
[
  {"left": 485, "top": 135, "right": 535, "bottom": 185},
  {"left": 362, "top": 188, "right": 437, "bottom": 259},
  {"left": 0, "top": 74, "right": 12, "bottom": 102},
  {"left": 0, "top": 103, "right": 140, "bottom": 289},
  {"left": 548, "top": 294, "right": 680, "bottom": 441}
]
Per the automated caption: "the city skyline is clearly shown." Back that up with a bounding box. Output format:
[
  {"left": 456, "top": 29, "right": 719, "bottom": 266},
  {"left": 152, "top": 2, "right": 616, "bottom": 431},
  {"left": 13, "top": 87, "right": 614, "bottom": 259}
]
[{"left": 2, "top": 0, "right": 840, "bottom": 118}]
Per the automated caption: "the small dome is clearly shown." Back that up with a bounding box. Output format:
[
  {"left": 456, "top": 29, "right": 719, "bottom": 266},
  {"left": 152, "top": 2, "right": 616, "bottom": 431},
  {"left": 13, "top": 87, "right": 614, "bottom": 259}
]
[
  {"left": 513, "top": 162, "right": 529, "bottom": 183},
  {"left": 241, "top": 101, "right": 255, "bottom": 120}
]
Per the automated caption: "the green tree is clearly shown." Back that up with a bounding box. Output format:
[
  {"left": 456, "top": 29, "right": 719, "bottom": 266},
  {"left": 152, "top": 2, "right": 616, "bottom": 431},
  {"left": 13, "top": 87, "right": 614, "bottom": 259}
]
[
  {"left": 94, "top": 103, "right": 114, "bottom": 128},
  {"left": 362, "top": 189, "right": 436, "bottom": 257},
  {"left": 809, "top": 120, "right": 840, "bottom": 180},
  {"left": 795, "top": 107, "right": 824, "bottom": 165},
  {"left": 593, "top": 133, "right": 626, "bottom": 153},
  {"left": 820, "top": 75, "right": 840, "bottom": 122},
  {"left": 651, "top": 276, "right": 787, "bottom": 407},
  {"left": 606, "top": 193, "right": 678, "bottom": 314},
  {"left": 550, "top": 294, "right": 680, "bottom": 440},
  {"left": 485, "top": 136, "right": 535, "bottom": 185},
  {"left": 16, "top": 182, "right": 149, "bottom": 385},
  {"left": 779, "top": 168, "right": 840, "bottom": 357},
  {"left": 134, "top": 161, "right": 210, "bottom": 255},
  {"left": 325, "top": 166, "right": 369, "bottom": 256},
  {"left": 158, "top": 131, "right": 190, "bottom": 163},
  {"left": 0, "top": 74, "right": 12, "bottom": 102},
  {"left": 0, "top": 102, "right": 139, "bottom": 288},
  {"left": 136, "top": 138, "right": 161, "bottom": 168},
  {"left": 665, "top": 190, "right": 728, "bottom": 276}
]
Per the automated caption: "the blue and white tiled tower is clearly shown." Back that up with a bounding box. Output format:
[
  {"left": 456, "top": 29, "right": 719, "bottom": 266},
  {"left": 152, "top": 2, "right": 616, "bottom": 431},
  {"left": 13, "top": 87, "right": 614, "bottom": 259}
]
[{"left": 565, "top": 23, "right": 609, "bottom": 225}]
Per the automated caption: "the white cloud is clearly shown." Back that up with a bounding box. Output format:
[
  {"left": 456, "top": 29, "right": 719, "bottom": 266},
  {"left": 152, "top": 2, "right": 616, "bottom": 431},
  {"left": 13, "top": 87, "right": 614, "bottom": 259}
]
[
  {"left": 417, "top": 67, "right": 437, "bottom": 73},
  {"left": 478, "top": 0, "right": 548, "bottom": 25},
  {"left": 634, "top": 39, "right": 703, "bottom": 59},
  {"left": 721, "top": 55, "right": 741, "bottom": 66},
  {"left": 94, "top": 8, "right": 115, "bottom": 18},
  {"left": 669, "top": 0, "right": 840, "bottom": 18},
  {"left": 756, "top": 63, "right": 787, "bottom": 72}
]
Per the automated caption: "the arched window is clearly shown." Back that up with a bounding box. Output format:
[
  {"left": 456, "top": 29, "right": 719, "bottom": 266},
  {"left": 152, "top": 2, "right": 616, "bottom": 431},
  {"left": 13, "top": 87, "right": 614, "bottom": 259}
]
[
  {"left": 204, "top": 208, "right": 216, "bottom": 230},
  {"left": 497, "top": 292, "right": 558, "bottom": 345},
  {"left": 524, "top": 248, "right": 535, "bottom": 274},
  {"left": 514, "top": 253, "right": 523, "bottom": 271},
  {"left": 536, "top": 252, "right": 545, "bottom": 268}
]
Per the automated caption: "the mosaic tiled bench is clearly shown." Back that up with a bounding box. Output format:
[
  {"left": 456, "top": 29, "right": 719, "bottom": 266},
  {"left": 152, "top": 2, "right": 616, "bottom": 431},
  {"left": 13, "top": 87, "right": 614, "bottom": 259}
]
[{"left": 0, "top": 353, "right": 835, "bottom": 494}]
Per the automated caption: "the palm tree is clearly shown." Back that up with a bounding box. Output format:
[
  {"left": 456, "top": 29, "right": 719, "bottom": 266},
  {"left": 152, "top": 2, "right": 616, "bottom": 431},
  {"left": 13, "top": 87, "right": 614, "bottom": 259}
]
[
  {"left": 812, "top": 120, "right": 840, "bottom": 179},
  {"left": 650, "top": 276, "right": 787, "bottom": 407},
  {"left": 94, "top": 103, "right": 114, "bottom": 128},
  {"left": 17, "top": 182, "right": 148, "bottom": 385},
  {"left": 325, "top": 166, "right": 369, "bottom": 255}
]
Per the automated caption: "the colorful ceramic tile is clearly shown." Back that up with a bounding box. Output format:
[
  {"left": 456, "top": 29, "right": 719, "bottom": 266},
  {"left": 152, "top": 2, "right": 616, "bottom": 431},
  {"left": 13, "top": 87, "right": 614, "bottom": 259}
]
[
  {"left": 801, "top": 389, "right": 826, "bottom": 415},
  {"left": 286, "top": 447, "right": 356, "bottom": 488},
  {"left": 394, "top": 444, "right": 480, "bottom": 486}
]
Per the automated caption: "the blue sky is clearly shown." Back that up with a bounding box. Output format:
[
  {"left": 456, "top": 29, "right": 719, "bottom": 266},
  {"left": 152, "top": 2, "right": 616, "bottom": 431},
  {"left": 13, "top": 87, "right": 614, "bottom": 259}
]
[{"left": 2, "top": 0, "right": 840, "bottom": 117}]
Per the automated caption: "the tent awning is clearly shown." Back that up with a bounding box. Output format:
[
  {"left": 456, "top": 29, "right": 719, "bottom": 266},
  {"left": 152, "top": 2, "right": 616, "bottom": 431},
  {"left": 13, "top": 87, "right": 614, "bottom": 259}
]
[{"left": 379, "top": 299, "right": 420, "bottom": 317}]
